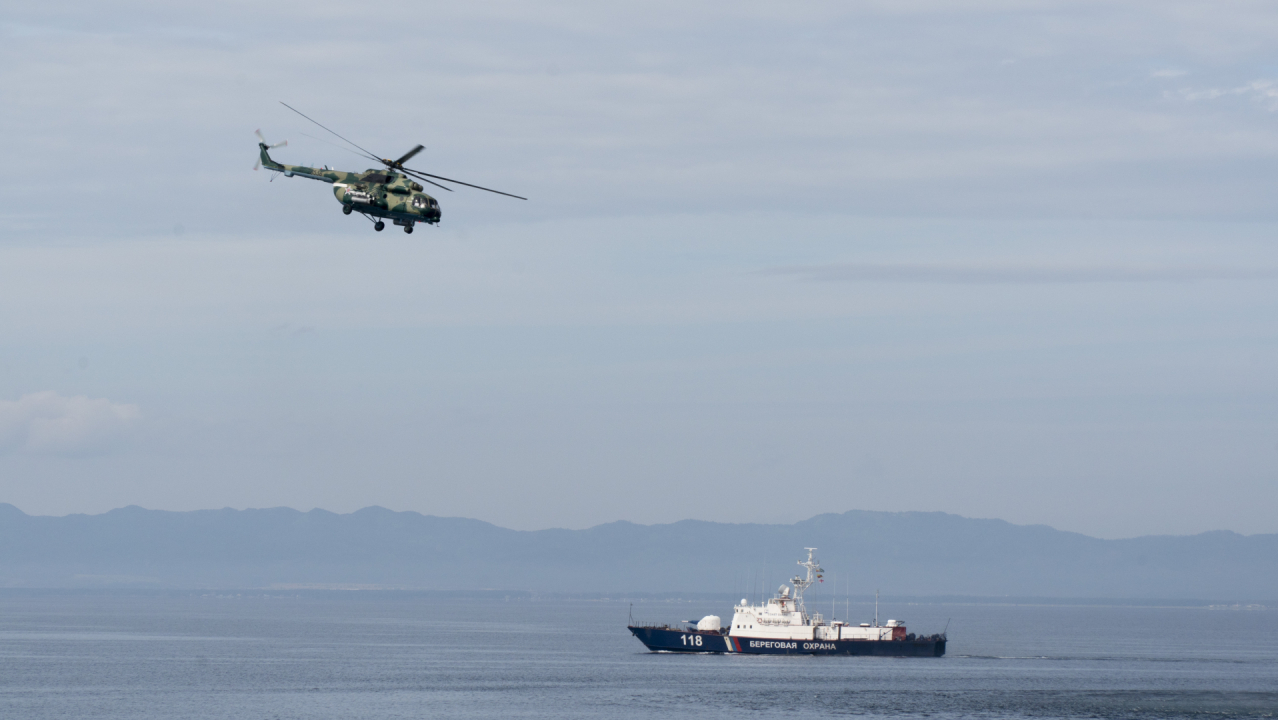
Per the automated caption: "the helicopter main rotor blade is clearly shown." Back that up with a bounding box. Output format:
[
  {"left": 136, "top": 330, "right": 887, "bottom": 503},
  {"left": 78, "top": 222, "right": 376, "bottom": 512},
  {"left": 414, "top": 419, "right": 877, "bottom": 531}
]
[
  {"left": 402, "top": 167, "right": 527, "bottom": 200},
  {"left": 398, "top": 168, "right": 454, "bottom": 192},
  {"left": 279, "top": 102, "right": 383, "bottom": 165},
  {"left": 276, "top": 104, "right": 526, "bottom": 199},
  {"left": 392, "top": 144, "right": 425, "bottom": 167},
  {"left": 299, "top": 132, "right": 374, "bottom": 160}
]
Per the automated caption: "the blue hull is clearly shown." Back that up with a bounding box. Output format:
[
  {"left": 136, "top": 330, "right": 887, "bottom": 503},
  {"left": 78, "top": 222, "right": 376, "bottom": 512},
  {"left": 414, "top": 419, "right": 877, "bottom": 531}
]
[{"left": 628, "top": 626, "right": 945, "bottom": 657}]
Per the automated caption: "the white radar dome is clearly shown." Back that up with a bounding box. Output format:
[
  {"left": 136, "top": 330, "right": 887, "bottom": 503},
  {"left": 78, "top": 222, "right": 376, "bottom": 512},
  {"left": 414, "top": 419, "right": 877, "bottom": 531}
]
[{"left": 696, "top": 615, "right": 721, "bottom": 632}]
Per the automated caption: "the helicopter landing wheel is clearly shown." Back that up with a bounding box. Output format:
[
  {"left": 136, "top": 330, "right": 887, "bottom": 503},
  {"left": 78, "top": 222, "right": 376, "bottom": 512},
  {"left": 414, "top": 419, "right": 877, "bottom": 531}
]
[
  {"left": 404, "top": 225, "right": 413, "bottom": 234},
  {"left": 374, "top": 221, "right": 384, "bottom": 232},
  {"left": 342, "top": 205, "right": 352, "bottom": 215}
]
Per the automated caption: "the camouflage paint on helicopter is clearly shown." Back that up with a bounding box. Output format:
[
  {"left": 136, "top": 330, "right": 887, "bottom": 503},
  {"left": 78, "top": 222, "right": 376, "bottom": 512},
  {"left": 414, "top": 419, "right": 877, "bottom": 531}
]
[
  {"left": 256, "top": 103, "right": 525, "bottom": 234},
  {"left": 257, "top": 144, "right": 441, "bottom": 233}
]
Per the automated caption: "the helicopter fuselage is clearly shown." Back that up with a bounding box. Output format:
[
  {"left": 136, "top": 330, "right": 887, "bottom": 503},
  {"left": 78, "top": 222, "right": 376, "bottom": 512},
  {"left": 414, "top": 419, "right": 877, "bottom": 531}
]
[{"left": 258, "top": 143, "right": 441, "bottom": 229}]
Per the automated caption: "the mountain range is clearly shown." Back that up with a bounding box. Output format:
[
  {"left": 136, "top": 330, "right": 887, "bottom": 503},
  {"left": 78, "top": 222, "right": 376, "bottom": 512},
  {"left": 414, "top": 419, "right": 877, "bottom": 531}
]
[{"left": 0, "top": 504, "right": 1274, "bottom": 601}]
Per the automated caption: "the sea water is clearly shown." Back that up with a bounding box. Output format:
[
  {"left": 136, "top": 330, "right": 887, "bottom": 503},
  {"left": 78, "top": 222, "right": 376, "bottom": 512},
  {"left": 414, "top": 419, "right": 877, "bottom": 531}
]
[{"left": 0, "top": 591, "right": 1274, "bottom": 718}]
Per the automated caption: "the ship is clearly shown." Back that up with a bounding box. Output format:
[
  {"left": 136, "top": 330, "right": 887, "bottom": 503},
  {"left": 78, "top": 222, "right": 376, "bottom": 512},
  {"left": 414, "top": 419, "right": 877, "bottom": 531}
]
[{"left": 627, "top": 548, "right": 946, "bottom": 656}]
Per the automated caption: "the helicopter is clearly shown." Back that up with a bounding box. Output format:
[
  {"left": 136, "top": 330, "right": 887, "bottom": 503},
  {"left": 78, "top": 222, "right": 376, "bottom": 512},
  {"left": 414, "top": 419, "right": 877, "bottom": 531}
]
[{"left": 256, "top": 102, "right": 525, "bottom": 233}]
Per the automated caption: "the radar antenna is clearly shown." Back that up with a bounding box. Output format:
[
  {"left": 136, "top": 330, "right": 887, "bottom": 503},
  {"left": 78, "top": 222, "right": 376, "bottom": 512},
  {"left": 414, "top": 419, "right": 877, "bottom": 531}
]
[{"left": 789, "top": 548, "right": 824, "bottom": 616}]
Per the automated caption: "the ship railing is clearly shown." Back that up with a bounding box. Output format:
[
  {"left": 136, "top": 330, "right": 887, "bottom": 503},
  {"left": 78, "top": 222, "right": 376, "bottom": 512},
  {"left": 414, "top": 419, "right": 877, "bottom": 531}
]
[
  {"left": 628, "top": 621, "right": 731, "bottom": 635},
  {"left": 904, "top": 632, "right": 947, "bottom": 642}
]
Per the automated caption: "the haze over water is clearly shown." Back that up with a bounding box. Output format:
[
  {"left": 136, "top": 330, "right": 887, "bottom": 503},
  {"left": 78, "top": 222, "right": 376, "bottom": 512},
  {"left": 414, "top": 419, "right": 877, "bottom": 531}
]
[{"left": 1, "top": 592, "right": 1274, "bottom": 719}]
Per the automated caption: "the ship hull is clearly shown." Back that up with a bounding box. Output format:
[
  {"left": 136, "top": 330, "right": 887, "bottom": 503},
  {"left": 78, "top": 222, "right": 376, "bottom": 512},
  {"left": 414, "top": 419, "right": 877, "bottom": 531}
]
[{"left": 628, "top": 627, "right": 945, "bottom": 657}]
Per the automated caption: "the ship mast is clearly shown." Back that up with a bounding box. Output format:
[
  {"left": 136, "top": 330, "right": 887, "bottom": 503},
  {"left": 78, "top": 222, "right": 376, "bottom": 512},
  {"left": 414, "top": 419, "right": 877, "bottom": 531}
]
[{"left": 789, "top": 547, "right": 823, "bottom": 617}]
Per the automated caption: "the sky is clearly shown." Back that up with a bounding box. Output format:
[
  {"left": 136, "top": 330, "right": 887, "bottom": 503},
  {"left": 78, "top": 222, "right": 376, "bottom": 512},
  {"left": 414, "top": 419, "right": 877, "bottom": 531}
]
[{"left": 2, "top": 0, "right": 1277, "bottom": 539}]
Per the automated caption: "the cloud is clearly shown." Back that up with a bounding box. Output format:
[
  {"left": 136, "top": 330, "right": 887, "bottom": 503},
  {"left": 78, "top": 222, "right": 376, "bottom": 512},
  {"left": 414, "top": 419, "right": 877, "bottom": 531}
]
[
  {"left": 0, "top": 392, "right": 141, "bottom": 456},
  {"left": 1175, "top": 79, "right": 1278, "bottom": 110},
  {"left": 765, "top": 263, "right": 1278, "bottom": 285}
]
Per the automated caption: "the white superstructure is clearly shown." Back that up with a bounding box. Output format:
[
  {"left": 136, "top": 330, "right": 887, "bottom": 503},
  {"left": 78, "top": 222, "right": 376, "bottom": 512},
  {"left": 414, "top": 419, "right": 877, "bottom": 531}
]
[{"left": 727, "top": 548, "right": 908, "bottom": 642}]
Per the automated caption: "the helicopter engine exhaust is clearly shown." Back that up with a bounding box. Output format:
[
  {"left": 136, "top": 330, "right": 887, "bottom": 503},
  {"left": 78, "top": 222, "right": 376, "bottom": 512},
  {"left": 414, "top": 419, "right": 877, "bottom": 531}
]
[{"left": 342, "top": 189, "right": 374, "bottom": 206}]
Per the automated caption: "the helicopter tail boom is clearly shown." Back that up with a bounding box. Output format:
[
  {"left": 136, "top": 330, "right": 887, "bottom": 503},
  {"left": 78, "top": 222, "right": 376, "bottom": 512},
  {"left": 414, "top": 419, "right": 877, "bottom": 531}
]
[{"left": 257, "top": 143, "right": 343, "bottom": 183}]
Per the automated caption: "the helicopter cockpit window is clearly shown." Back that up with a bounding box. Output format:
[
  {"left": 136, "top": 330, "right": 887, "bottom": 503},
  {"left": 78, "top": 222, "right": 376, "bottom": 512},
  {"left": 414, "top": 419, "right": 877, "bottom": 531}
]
[
  {"left": 362, "top": 173, "right": 390, "bottom": 184},
  {"left": 412, "top": 195, "right": 428, "bottom": 209}
]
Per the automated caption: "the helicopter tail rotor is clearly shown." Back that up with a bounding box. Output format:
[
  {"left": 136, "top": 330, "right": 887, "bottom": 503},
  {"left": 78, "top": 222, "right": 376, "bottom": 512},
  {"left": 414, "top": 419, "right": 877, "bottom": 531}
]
[{"left": 253, "top": 129, "right": 288, "bottom": 170}]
